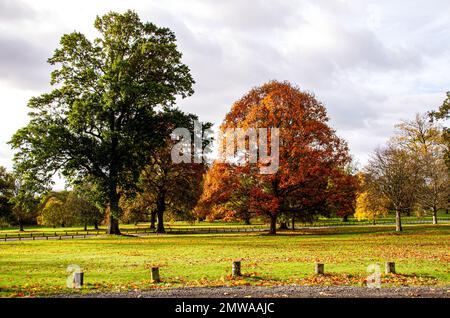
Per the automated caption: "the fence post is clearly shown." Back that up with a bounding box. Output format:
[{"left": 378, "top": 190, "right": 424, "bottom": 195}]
[
  {"left": 315, "top": 263, "right": 324, "bottom": 275},
  {"left": 385, "top": 262, "right": 396, "bottom": 274},
  {"left": 151, "top": 267, "right": 160, "bottom": 283},
  {"left": 73, "top": 272, "right": 84, "bottom": 288},
  {"left": 232, "top": 260, "right": 242, "bottom": 277}
]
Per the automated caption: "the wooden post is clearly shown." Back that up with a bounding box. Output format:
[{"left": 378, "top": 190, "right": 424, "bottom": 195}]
[
  {"left": 315, "top": 263, "right": 324, "bottom": 275},
  {"left": 232, "top": 261, "right": 242, "bottom": 277},
  {"left": 385, "top": 262, "right": 396, "bottom": 274},
  {"left": 73, "top": 272, "right": 84, "bottom": 288},
  {"left": 151, "top": 267, "right": 160, "bottom": 283}
]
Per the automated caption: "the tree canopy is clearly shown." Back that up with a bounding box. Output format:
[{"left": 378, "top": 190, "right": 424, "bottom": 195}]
[
  {"left": 197, "top": 81, "right": 355, "bottom": 234},
  {"left": 9, "top": 10, "right": 195, "bottom": 234}
]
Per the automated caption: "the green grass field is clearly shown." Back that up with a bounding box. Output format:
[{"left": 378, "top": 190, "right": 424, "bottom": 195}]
[{"left": 0, "top": 224, "right": 449, "bottom": 297}]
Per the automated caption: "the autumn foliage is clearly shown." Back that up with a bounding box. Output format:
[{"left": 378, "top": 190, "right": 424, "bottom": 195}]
[{"left": 196, "top": 81, "right": 357, "bottom": 234}]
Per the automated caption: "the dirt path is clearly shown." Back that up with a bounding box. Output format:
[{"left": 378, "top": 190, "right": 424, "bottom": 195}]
[{"left": 58, "top": 285, "right": 450, "bottom": 298}]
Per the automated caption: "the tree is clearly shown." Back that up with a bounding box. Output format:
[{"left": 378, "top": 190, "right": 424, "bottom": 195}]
[
  {"left": 323, "top": 166, "right": 359, "bottom": 222},
  {"left": 0, "top": 166, "right": 15, "bottom": 224},
  {"left": 198, "top": 81, "right": 353, "bottom": 234},
  {"left": 124, "top": 113, "right": 210, "bottom": 233},
  {"left": 9, "top": 11, "right": 194, "bottom": 234},
  {"left": 65, "top": 191, "right": 103, "bottom": 230},
  {"left": 393, "top": 113, "right": 449, "bottom": 224},
  {"left": 9, "top": 175, "right": 40, "bottom": 231},
  {"left": 365, "top": 146, "right": 420, "bottom": 232},
  {"left": 39, "top": 197, "right": 70, "bottom": 228},
  {"left": 354, "top": 174, "right": 388, "bottom": 223},
  {"left": 196, "top": 163, "right": 253, "bottom": 224},
  {"left": 429, "top": 91, "right": 450, "bottom": 170}
]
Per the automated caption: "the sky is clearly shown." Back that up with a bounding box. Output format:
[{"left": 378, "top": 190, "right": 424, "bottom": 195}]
[{"left": 0, "top": 0, "right": 449, "bottom": 189}]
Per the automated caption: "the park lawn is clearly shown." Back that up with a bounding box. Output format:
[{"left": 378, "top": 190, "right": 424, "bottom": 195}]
[{"left": 0, "top": 224, "right": 449, "bottom": 297}]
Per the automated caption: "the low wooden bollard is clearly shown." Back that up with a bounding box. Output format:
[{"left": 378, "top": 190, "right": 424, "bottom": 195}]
[
  {"left": 73, "top": 272, "right": 84, "bottom": 288},
  {"left": 151, "top": 267, "right": 160, "bottom": 283},
  {"left": 385, "top": 262, "right": 396, "bottom": 274},
  {"left": 232, "top": 261, "right": 242, "bottom": 277},
  {"left": 315, "top": 263, "right": 324, "bottom": 275}
]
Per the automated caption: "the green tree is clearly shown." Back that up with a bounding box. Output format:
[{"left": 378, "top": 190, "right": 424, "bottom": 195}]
[
  {"left": 429, "top": 91, "right": 450, "bottom": 170},
  {"left": 9, "top": 175, "right": 40, "bottom": 231},
  {"left": 0, "top": 166, "right": 15, "bottom": 224},
  {"left": 65, "top": 191, "right": 102, "bottom": 230},
  {"left": 40, "top": 197, "right": 69, "bottom": 228},
  {"left": 9, "top": 10, "right": 194, "bottom": 234}
]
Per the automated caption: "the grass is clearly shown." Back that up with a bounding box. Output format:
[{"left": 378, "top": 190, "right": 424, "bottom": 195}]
[{"left": 0, "top": 224, "right": 449, "bottom": 297}]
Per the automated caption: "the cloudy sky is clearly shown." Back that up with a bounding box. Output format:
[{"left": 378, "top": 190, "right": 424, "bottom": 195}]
[{"left": 0, "top": 0, "right": 449, "bottom": 188}]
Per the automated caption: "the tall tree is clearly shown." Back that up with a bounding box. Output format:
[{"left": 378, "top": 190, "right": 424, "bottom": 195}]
[
  {"left": 365, "top": 146, "right": 420, "bottom": 232},
  {"left": 9, "top": 11, "right": 194, "bottom": 234},
  {"left": 198, "top": 81, "right": 353, "bottom": 234},
  {"left": 393, "top": 113, "right": 449, "bottom": 223}
]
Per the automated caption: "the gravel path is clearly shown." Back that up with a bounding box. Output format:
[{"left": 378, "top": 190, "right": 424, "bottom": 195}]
[{"left": 58, "top": 285, "right": 450, "bottom": 298}]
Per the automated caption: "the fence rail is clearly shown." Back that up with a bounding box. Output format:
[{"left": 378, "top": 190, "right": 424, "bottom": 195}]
[{"left": 1, "top": 218, "right": 449, "bottom": 241}]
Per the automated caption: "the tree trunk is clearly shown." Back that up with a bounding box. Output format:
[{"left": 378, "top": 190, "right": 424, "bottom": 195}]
[
  {"left": 279, "top": 222, "right": 288, "bottom": 230},
  {"left": 107, "top": 180, "right": 121, "bottom": 235},
  {"left": 84, "top": 223, "right": 87, "bottom": 231},
  {"left": 291, "top": 216, "right": 295, "bottom": 231},
  {"left": 150, "top": 210, "right": 157, "bottom": 230},
  {"left": 94, "top": 221, "right": 99, "bottom": 230},
  {"left": 18, "top": 219, "right": 24, "bottom": 232},
  {"left": 395, "top": 210, "right": 402, "bottom": 232},
  {"left": 269, "top": 214, "right": 277, "bottom": 235},
  {"left": 342, "top": 214, "right": 349, "bottom": 222},
  {"left": 445, "top": 208, "right": 448, "bottom": 214},
  {"left": 156, "top": 191, "right": 166, "bottom": 233},
  {"left": 108, "top": 214, "right": 120, "bottom": 234},
  {"left": 243, "top": 213, "right": 251, "bottom": 225},
  {"left": 432, "top": 207, "right": 438, "bottom": 225}
]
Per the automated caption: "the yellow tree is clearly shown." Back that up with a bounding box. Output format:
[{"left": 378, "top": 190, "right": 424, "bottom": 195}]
[{"left": 354, "top": 191, "right": 388, "bottom": 224}]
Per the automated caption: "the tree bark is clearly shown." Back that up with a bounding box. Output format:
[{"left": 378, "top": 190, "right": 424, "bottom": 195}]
[
  {"left": 243, "top": 214, "right": 251, "bottom": 225},
  {"left": 150, "top": 210, "right": 157, "bottom": 230},
  {"left": 395, "top": 210, "right": 402, "bottom": 232},
  {"left": 432, "top": 207, "right": 438, "bottom": 225},
  {"left": 342, "top": 214, "right": 349, "bottom": 222},
  {"left": 94, "top": 221, "right": 99, "bottom": 230},
  {"left": 84, "top": 223, "right": 87, "bottom": 231},
  {"left": 291, "top": 216, "right": 295, "bottom": 231},
  {"left": 269, "top": 214, "right": 277, "bottom": 235},
  {"left": 108, "top": 214, "right": 120, "bottom": 234},
  {"left": 107, "top": 178, "right": 121, "bottom": 235},
  {"left": 156, "top": 190, "right": 166, "bottom": 233},
  {"left": 18, "top": 219, "right": 24, "bottom": 232}
]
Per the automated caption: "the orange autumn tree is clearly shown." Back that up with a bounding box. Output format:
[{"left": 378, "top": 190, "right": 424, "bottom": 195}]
[{"left": 196, "top": 81, "right": 356, "bottom": 234}]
